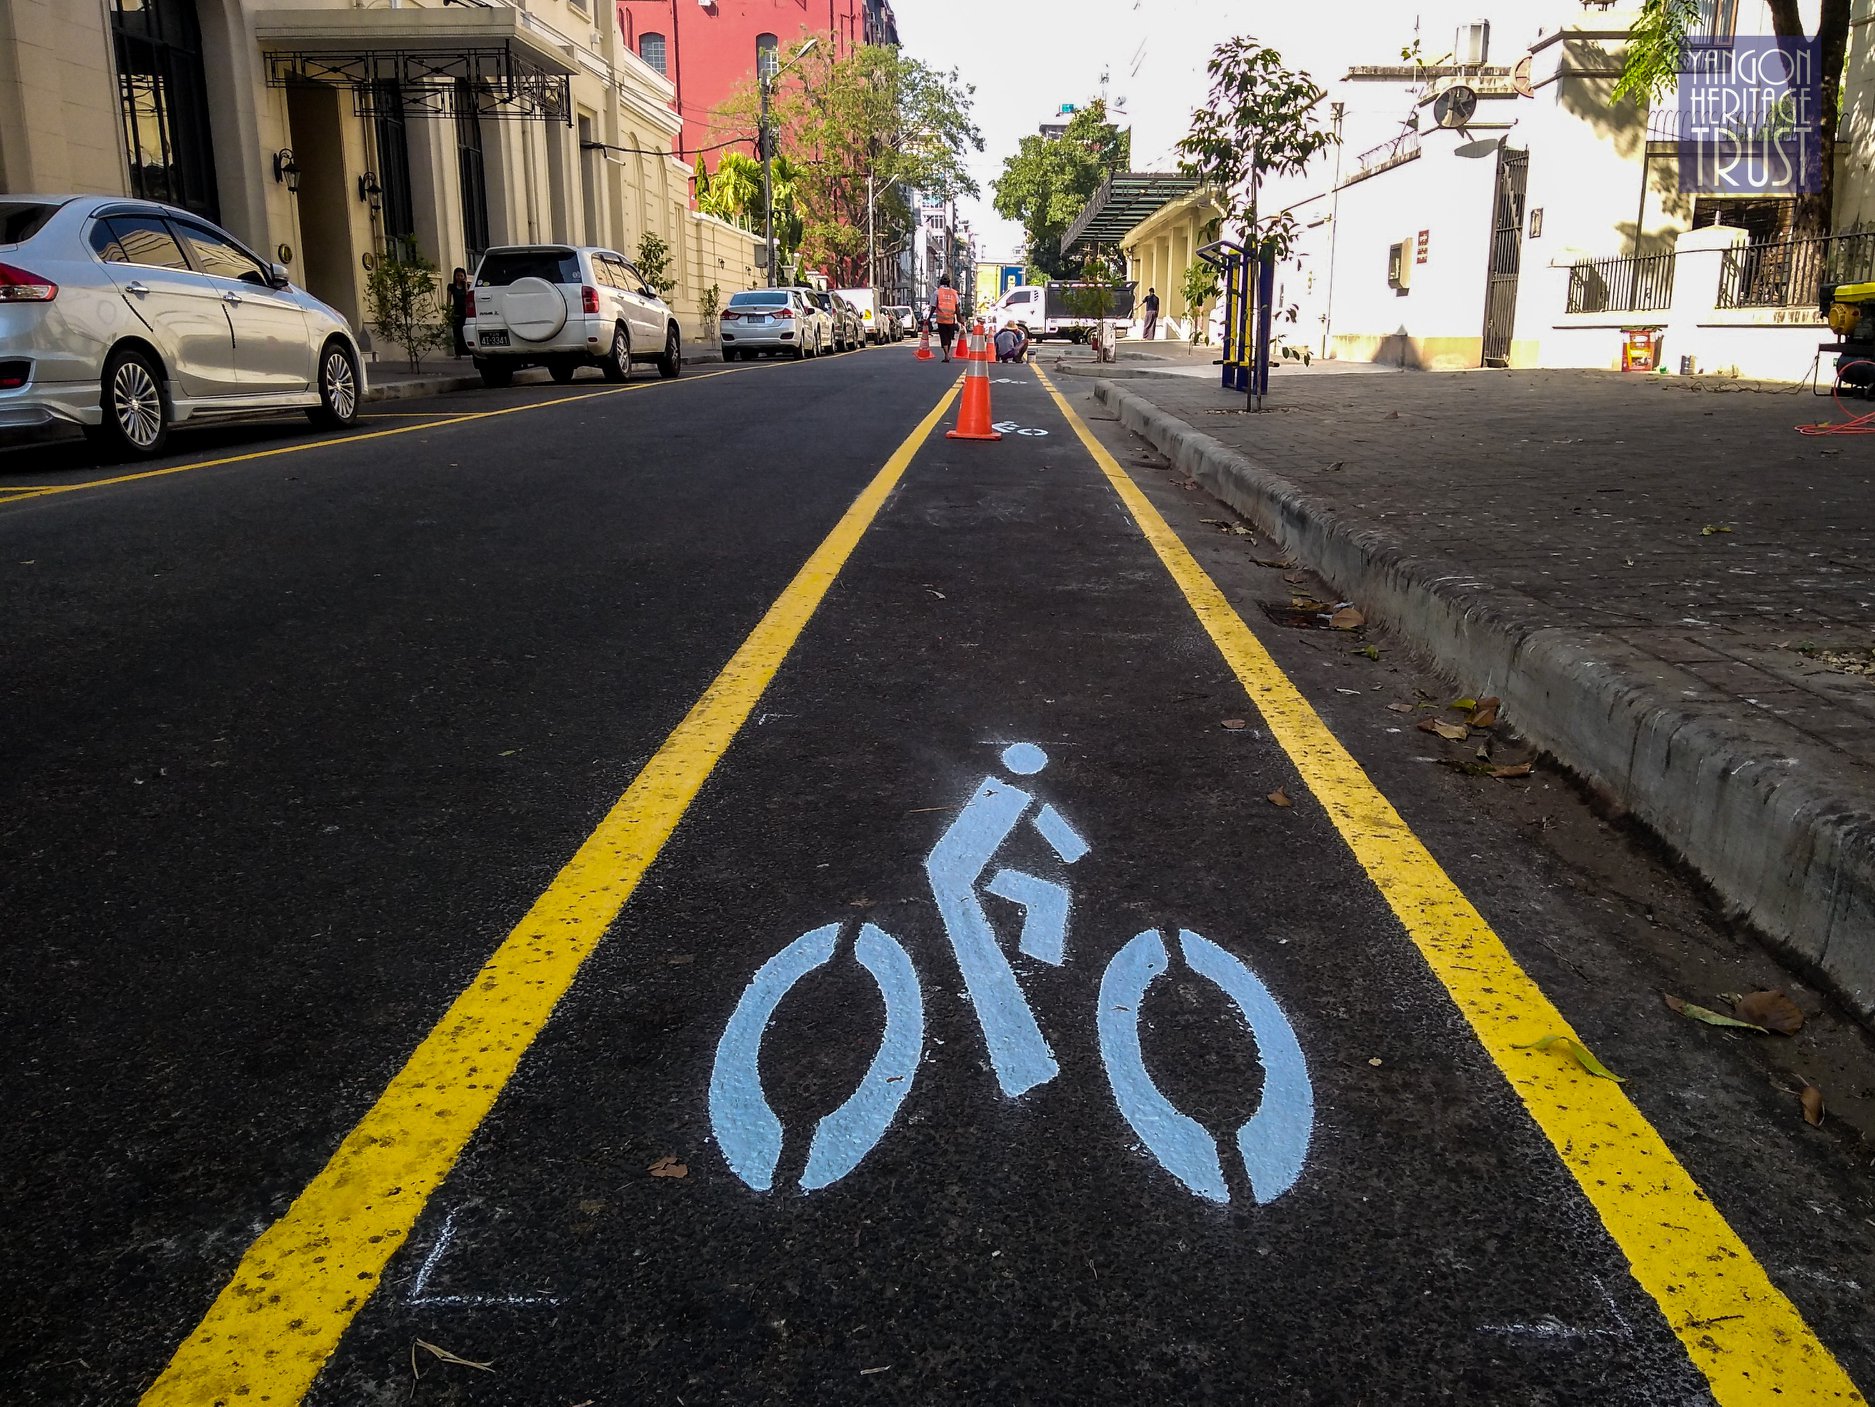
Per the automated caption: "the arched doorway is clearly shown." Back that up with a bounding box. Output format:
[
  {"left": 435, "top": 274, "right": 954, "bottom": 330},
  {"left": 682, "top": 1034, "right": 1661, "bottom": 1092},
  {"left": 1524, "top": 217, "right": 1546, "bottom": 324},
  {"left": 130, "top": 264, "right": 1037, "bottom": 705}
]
[{"left": 109, "top": 0, "right": 220, "bottom": 220}]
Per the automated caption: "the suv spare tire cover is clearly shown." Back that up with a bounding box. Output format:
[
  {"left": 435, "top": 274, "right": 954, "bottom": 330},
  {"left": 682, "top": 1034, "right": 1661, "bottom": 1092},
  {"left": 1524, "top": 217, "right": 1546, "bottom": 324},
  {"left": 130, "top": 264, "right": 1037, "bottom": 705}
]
[{"left": 501, "top": 277, "right": 569, "bottom": 342}]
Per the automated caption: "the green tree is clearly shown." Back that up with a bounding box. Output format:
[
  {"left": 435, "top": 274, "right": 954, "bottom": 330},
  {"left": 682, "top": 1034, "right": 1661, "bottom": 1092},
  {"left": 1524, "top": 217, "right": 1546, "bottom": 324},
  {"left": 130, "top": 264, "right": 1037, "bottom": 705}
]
[
  {"left": 992, "top": 101, "right": 1130, "bottom": 280},
  {"left": 698, "top": 151, "right": 764, "bottom": 228},
  {"left": 714, "top": 40, "right": 982, "bottom": 287},
  {"left": 363, "top": 238, "right": 448, "bottom": 373},
  {"left": 1613, "top": 0, "right": 1851, "bottom": 240},
  {"left": 1181, "top": 259, "right": 1219, "bottom": 344},
  {"left": 1177, "top": 38, "right": 1336, "bottom": 405},
  {"left": 636, "top": 231, "right": 677, "bottom": 299}
]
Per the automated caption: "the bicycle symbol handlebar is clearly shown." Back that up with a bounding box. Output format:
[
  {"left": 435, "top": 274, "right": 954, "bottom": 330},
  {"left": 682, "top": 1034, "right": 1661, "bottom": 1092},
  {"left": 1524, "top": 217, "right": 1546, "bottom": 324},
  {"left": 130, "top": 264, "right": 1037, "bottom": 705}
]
[{"left": 707, "top": 744, "right": 1314, "bottom": 1204}]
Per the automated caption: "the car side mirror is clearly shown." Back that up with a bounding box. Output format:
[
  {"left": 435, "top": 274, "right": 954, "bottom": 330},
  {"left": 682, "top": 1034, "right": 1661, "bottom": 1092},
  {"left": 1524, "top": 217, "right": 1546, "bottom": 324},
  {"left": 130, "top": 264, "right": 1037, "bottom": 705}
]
[
  {"left": 268, "top": 262, "right": 291, "bottom": 290},
  {"left": 638, "top": 286, "right": 653, "bottom": 298}
]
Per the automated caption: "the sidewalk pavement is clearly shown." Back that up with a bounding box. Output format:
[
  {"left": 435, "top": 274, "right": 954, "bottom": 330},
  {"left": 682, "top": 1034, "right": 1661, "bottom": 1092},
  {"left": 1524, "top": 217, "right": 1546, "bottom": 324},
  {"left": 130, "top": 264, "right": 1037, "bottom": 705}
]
[
  {"left": 363, "top": 340, "right": 725, "bottom": 402},
  {"left": 1080, "top": 357, "right": 1875, "bottom": 1028}
]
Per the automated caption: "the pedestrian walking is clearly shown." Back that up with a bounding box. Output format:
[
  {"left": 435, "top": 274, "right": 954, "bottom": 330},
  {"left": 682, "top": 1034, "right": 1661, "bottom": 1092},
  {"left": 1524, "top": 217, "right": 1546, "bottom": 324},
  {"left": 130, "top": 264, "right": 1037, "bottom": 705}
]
[
  {"left": 932, "top": 275, "right": 960, "bottom": 363},
  {"left": 1141, "top": 286, "right": 1160, "bottom": 341},
  {"left": 447, "top": 267, "right": 470, "bottom": 358}
]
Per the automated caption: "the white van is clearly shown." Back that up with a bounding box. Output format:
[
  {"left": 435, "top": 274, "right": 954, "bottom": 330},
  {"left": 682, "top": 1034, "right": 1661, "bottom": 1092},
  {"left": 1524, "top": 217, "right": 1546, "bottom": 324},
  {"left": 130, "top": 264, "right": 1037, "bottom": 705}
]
[{"left": 835, "top": 287, "right": 893, "bottom": 343}]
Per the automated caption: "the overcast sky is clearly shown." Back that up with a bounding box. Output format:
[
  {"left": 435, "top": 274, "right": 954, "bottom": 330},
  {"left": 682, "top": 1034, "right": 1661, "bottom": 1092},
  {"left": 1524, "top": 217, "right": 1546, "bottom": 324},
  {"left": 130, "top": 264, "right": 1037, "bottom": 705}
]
[{"left": 891, "top": 0, "right": 1553, "bottom": 261}]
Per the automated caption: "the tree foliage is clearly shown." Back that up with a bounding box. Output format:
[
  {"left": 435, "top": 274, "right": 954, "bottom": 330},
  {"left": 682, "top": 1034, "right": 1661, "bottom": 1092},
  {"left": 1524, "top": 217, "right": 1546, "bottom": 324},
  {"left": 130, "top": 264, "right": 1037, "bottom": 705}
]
[
  {"left": 1177, "top": 38, "right": 1336, "bottom": 264},
  {"left": 635, "top": 232, "right": 676, "bottom": 298},
  {"left": 1181, "top": 259, "right": 1219, "bottom": 343},
  {"left": 991, "top": 101, "right": 1130, "bottom": 280},
  {"left": 714, "top": 40, "right": 982, "bottom": 287},
  {"left": 1613, "top": 0, "right": 1851, "bottom": 239},
  {"left": 364, "top": 237, "right": 448, "bottom": 373}
]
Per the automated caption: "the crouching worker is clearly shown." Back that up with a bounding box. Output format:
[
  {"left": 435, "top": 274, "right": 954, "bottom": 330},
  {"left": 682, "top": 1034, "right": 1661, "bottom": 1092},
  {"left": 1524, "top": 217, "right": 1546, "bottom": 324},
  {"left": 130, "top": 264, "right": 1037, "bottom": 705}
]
[{"left": 995, "top": 320, "right": 1030, "bottom": 364}]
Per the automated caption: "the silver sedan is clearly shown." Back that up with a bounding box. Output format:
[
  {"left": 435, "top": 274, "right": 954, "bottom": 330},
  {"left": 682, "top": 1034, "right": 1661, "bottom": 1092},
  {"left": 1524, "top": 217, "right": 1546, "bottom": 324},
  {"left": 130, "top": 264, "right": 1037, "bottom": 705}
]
[{"left": 0, "top": 195, "right": 365, "bottom": 457}]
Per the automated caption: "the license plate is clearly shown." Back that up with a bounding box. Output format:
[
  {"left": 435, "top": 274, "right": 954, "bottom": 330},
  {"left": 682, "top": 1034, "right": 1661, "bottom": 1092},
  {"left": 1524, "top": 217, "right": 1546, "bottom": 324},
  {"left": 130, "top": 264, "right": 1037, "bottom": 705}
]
[
  {"left": 747, "top": 316, "right": 769, "bottom": 326},
  {"left": 480, "top": 330, "right": 509, "bottom": 347}
]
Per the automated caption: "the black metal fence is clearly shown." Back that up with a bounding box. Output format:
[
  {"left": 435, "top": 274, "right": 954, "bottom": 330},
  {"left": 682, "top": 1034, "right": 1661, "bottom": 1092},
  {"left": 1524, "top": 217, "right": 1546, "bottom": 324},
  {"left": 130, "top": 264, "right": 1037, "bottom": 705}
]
[
  {"left": 1718, "top": 232, "right": 1875, "bottom": 309},
  {"left": 1566, "top": 252, "right": 1677, "bottom": 314}
]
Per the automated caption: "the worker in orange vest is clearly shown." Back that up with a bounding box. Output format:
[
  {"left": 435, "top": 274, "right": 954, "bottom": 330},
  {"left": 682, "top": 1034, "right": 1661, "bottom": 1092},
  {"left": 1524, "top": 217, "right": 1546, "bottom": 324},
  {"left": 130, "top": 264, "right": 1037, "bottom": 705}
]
[{"left": 931, "top": 275, "right": 960, "bottom": 363}]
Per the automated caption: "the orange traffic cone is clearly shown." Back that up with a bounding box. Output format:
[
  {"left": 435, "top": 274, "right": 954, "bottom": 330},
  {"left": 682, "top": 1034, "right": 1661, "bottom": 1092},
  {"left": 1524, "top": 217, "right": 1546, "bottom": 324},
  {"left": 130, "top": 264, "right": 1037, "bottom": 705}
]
[
  {"left": 915, "top": 319, "right": 933, "bottom": 361},
  {"left": 946, "top": 329, "right": 1002, "bottom": 442}
]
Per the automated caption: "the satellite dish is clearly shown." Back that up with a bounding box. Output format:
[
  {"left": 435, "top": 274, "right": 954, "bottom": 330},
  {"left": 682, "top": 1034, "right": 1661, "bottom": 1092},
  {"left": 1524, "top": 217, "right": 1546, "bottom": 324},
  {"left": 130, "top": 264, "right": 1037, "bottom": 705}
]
[{"left": 1433, "top": 84, "right": 1478, "bottom": 128}]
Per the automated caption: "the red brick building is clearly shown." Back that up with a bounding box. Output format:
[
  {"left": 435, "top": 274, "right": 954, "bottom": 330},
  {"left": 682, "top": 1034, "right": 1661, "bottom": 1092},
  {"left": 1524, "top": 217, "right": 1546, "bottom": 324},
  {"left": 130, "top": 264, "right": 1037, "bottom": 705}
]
[{"left": 615, "top": 1, "right": 899, "bottom": 164}]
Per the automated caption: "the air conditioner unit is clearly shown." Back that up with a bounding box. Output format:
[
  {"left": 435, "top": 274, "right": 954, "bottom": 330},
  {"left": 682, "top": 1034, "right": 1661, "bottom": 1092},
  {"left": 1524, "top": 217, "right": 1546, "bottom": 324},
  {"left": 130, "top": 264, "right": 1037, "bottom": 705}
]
[{"left": 1456, "top": 20, "right": 1489, "bottom": 66}]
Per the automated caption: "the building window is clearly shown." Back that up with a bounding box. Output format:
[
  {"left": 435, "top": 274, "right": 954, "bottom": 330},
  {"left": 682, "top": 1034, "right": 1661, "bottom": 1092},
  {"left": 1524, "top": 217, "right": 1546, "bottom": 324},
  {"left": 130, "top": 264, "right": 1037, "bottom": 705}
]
[
  {"left": 756, "top": 33, "right": 778, "bottom": 81},
  {"left": 455, "top": 81, "right": 490, "bottom": 260},
  {"left": 109, "top": 0, "right": 220, "bottom": 220},
  {"left": 373, "top": 84, "right": 416, "bottom": 252},
  {"left": 639, "top": 32, "right": 667, "bottom": 77},
  {"left": 1690, "top": 0, "right": 1738, "bottom": 45}
]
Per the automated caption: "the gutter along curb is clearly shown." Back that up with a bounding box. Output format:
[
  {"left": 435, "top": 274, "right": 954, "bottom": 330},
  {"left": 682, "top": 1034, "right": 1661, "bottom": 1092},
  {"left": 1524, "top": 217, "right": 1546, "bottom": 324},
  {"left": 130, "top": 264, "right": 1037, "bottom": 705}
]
[{"left": 1091, "top": 376, "right": 1875, "bottom": 1030}]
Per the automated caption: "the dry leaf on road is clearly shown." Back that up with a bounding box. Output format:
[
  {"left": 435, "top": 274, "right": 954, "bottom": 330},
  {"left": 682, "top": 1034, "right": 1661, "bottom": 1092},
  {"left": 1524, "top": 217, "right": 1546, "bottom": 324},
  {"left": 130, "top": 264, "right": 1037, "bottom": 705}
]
[
  {"left": 1800, "top": 1083, "right": 1825, "bottom": 1126},
  {"left": 1267, "top": 788, "right": 1294, "bottom": 808},
  {"left": 1469, "top": 697, "right": 1501, "bottom": 727},
  {"left": 648, "top": 1155, "right": 689, "bottom": 1179},
  {"left": 1386, "top": 702, "right": 1415, "bottom": 714},
  {"left": 1221, "top": 718, "right": 1249, "bottom": 731},
  {"left": 1664, "top": 993, "right": 1770, "bottom": 1033},
  {"left": 1418, "top": 718, "right": 1470, "bottom": 742},
  {"left": 1330, "top": 607, "right": 1366, "bottom": 630},
  {"left": 413, "top": 1339, "right": 495, "bottom": 1373},
  {"left": 1732, "top": 989, "right": 1804, "bottom": 1035},
  {"left": 1488, "top": 761, "right": 1534, "bottom": 779},
  {"left": 1512, "top": 1034, "right": 1626, "bottom": 1083}
]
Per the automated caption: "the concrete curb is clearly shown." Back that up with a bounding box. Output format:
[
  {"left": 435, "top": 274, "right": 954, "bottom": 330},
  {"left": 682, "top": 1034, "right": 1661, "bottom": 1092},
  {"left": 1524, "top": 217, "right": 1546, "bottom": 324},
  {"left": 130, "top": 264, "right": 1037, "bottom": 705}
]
[
  {"left": 363, "top": 347, "right": 726, "bottom": 403},
  {"left": 1092, "top": 376, "right": 1875, "bottom": 1027}
]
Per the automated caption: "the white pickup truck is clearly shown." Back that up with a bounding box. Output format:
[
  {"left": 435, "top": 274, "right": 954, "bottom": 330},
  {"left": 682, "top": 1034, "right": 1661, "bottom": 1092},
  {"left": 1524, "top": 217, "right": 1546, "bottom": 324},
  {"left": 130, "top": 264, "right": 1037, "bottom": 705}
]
[{"left": 985, "top": 281, "right": 1137, "bottom": 342}]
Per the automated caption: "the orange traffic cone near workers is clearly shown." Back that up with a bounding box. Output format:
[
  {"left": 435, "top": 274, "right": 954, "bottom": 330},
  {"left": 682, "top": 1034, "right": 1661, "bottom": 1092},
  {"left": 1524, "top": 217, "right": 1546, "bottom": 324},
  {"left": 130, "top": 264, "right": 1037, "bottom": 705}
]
[{"left": 946, "top": 324, "right": 1002, "bottom": 442}]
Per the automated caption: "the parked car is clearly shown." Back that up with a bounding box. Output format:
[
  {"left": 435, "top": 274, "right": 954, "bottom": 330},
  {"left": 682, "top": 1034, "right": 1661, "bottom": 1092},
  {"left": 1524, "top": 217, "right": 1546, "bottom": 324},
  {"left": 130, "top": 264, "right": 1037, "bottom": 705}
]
[
  {"left": 719, "top": 288, "right": 829, "bottom": 360},
  {"left": 0, "top": 194, "right": 364, "bottom": 457},
  {"left": 797, "top": 288, "right": 859, "bottom": 352},
  {"left": 467, "top": 244, "right": 681, "bottom": 386},
  {"left": 884, "top": 305, "right": 916, "bottom": 340}
]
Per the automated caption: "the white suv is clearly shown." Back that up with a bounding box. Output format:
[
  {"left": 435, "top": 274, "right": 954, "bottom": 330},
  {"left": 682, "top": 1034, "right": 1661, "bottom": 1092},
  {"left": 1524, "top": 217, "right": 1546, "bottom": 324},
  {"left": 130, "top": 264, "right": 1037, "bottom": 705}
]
[{"left": 467, "top": 244, "right": 681, "bottom": 387}]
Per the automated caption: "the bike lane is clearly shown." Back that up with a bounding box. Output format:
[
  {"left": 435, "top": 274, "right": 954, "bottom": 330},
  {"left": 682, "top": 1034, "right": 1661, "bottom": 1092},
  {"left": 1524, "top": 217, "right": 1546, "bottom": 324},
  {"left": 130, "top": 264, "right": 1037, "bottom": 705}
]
[{"left": 171, "top": 362, "right": 1860, "bottom": 1403}]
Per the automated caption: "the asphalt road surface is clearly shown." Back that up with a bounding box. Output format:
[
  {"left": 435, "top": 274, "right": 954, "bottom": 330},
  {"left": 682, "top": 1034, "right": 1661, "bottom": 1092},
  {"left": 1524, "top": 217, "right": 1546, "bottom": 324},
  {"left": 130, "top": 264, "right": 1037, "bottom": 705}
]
[{"left": 2, "top": 345, "right": 1871, "bottom": 1406}]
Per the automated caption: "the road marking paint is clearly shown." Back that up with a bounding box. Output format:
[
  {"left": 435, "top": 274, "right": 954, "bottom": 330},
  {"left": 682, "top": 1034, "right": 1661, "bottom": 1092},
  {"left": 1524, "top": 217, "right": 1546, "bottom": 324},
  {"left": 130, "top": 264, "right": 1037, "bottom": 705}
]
[
  {"left": 1034, "top": 363, "right": 1863, "bottom": 1405},
  {"left": 406, "top": 1206, "right": 558, "bottom": 1309},
  {"left": 139, "top": 379, "right": 963, "bottom": 1407},
  {"left": 0, "top": 361, "right": 798, "bottom": 509}
]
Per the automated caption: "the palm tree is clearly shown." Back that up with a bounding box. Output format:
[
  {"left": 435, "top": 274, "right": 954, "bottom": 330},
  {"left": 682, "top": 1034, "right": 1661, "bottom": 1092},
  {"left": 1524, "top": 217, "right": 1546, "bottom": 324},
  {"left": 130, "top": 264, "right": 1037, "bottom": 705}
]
[{"left": 700, "top": 151, "right": 762, "bottom": 228}]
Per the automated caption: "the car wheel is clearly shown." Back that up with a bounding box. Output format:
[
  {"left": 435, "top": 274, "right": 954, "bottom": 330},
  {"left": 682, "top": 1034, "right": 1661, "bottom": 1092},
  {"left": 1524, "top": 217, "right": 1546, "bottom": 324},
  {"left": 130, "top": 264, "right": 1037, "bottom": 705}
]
[
  {"left": 549, "top": 359, "right": 579, "bottom": 385},
  {"left": 792, "top": 338, "right": 808, "bottom": 360},
  {"left": 477, "top": 359, "right": 515, "bottom": 388},
  {"left": 85, "top": 346, "right": 168, "bottom": 458},
  {"left": 307, "top": 340, "right": 361, "bottom": 429},
  {"left": 601, "top": 324, "right": 632, "bottom": 382},
  {"left": 657, "top": 327, "right": 682, "bottom": 378}
]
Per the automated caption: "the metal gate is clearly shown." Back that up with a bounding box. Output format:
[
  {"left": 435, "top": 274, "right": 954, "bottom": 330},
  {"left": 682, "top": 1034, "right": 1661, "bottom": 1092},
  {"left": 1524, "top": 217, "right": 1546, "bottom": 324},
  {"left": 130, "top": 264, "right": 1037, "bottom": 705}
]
[{"left": 1480, "top": 150, "right": 1528, "bottom": 367}]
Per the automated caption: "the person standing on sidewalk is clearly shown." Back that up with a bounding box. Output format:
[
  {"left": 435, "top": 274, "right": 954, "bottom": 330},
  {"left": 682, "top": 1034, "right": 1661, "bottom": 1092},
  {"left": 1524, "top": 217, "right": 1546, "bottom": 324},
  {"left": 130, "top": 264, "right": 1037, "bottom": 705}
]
[
  {"left": 1141, "top": 287, "right": 1160, "bottom": 341},
  {"left": 932, "top": 276, "right": 960, "bottom": 363},
  {"left": 447, "top": 268, "right": 470, "bottom": 358}
]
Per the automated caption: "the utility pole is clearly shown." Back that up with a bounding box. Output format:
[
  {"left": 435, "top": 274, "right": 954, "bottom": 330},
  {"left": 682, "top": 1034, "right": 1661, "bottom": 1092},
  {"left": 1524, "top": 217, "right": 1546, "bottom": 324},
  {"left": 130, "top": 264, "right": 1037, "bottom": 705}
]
[
  {"left": 760, "top": 37, "right": 819, "bottom": 288},
  {"left": 867, "top": 171, "right": 876, "bottom": 291}
]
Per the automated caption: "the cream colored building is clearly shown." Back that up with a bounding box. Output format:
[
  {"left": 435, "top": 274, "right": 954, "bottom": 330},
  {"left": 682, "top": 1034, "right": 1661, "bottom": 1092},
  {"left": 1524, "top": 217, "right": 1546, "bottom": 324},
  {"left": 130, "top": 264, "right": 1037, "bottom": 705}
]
[
  {"left": 0, "top": 0, "right": 758, "bottom": 352},
  {"left": 1122, "top": 187, "right": 1226, "bottom": 340}
]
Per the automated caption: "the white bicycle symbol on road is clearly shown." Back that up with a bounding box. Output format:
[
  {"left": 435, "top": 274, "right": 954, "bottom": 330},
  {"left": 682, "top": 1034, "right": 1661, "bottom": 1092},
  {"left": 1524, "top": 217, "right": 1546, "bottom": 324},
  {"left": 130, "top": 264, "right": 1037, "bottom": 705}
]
[{"left": 708, "top": 743, "right": 1314, "bottom": 1204}]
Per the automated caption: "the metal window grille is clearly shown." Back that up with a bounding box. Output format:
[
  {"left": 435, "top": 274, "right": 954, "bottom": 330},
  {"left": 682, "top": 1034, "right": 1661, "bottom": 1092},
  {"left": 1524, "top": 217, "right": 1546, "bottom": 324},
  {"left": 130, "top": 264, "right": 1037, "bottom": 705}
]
[
  {"left": 110, "top": 0, "right": 220, "bottom": 221},
  {"left": 1717, "top": 233, "right": 1875, "bottom": 309},
  {"left": 639, "top": 33, "right": 667, "bottom": 77},
  {"left": 1565, "top": 253, "right": 1678, "bottom": 314}
]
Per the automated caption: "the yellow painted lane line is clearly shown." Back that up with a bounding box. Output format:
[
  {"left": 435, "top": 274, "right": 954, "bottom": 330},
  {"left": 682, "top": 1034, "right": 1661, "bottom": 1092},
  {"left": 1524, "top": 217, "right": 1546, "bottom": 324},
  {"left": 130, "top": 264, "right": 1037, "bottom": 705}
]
[
  {"left": 1034, "top": 365, "right": 1862, "bottom": 1406},
  {"left": 0, "top": 361, "right": 784, "bottom": 509},
  {"left": 140, "top": 379, "right": 963, "bottom": 1406}
]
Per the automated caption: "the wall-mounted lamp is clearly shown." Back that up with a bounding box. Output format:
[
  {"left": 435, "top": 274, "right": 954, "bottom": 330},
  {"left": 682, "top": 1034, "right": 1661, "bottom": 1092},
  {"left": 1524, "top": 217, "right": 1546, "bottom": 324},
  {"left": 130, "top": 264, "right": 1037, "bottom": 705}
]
[
  {"left": 357, "top": 171, "right": 383, "bottom": 212},
  {"left": 272, "top": 148, "right": 300, "bottom": 192}
]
